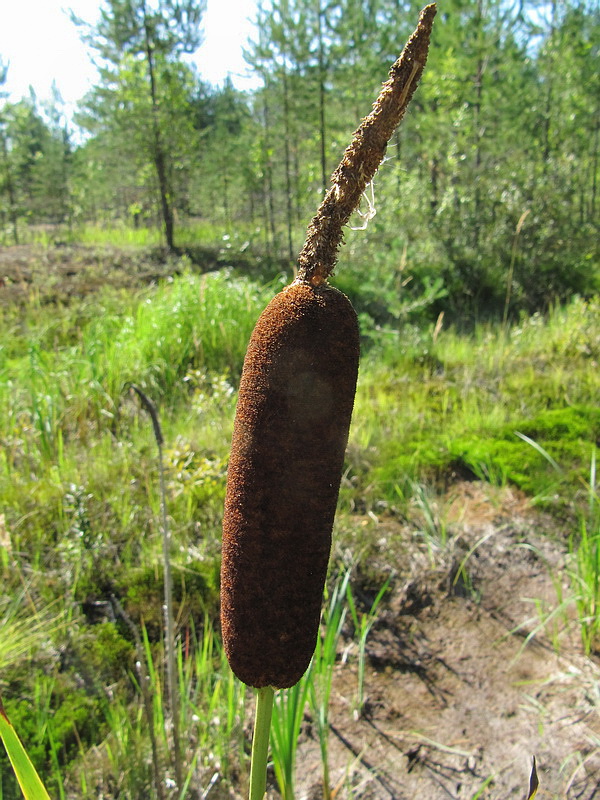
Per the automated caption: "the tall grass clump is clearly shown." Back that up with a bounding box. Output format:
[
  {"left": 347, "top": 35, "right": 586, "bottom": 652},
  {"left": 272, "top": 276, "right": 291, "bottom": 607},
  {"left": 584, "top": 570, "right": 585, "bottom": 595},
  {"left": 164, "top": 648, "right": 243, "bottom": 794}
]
[
  {"left": 67, "top": 619, "right": 247, "bottom": 799},
  {"left": 0, "top": 269, "right": 277, "bottom": 470},
  {"left": 74, "top": 268, "right": 279, "bottom": 430},
  {"left": 0, "top": 593, "right": 65, "bottom": 675},
  {"left": 345, "top": 577, "right": 390, "bottom": 718},
  {"left": 307, "top": 571, "right": 351, "bottom": 800},
  {"left": 266, "top": 566, "right": 390, "bottom": 800},
  {"left": 92, "top": 268, "right": 279, "bottom": 401},
  {"left": 270, "top": 679, "right": 310, "bottom": 800},
  {"left": 565, "top": 450, "right": 600, "bottom": 655}
]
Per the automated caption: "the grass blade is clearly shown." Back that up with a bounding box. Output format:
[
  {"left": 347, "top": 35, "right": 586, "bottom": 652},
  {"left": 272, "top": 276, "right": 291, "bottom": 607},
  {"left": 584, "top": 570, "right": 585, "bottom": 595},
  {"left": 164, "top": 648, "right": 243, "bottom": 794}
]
[
  {"left": 514, "top": 432, "right": 563, "bottom": 474},
  {"left": 0, "top": 697, "right": 51, "bottom": 800}
]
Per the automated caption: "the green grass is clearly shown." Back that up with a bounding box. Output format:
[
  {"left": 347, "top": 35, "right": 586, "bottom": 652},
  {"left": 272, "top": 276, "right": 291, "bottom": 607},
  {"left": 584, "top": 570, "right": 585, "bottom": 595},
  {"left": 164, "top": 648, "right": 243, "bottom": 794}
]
[
  {"left": 1, "top": 268, "right": 278, "bottom": 454},
  {"left": 11, "top": 220, "right": 233, "bottom": 250},
  {"left": 347, "top": 297, "right": 600, "bottom": 514},
  {"left": 1, "top": 245, "right": 600, "bottom": 797}
]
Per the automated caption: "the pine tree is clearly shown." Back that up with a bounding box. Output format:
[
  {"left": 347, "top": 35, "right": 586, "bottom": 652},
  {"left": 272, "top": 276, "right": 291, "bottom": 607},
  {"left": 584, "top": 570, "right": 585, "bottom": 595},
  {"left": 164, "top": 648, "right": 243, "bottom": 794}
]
[{"left": 73, "top": 0, "right": 205, "bottom": 250}]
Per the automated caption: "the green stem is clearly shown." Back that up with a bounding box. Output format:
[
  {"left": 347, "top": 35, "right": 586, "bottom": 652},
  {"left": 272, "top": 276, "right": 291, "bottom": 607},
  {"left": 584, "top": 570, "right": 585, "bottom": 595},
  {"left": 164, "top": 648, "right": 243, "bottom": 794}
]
[{"left": 250, "top": 686, "right": 275, "bottom": 800}]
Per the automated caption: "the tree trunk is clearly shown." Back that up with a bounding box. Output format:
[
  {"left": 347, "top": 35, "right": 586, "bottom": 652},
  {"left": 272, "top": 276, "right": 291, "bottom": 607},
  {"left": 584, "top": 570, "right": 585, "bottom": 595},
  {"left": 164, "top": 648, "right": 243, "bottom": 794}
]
[
  {"left": 590, "top": 103, "right": 599, "bottom": 220},
  {"left": 542, "top": 0, "right": 558, "bottom": 171},
  {"left": 262, "top": 89, "right": 278, "bottom": 255},
  {"left": 282, "top": 64, "right": 294, "bottom": 263},
  {"left": 472, "top": 0, "right": 485, "bottom": 248},
  {"left": 0, "top": 131, "right": 19, "bottom": 244},
  {"left": 316, "top": 0, "right": 328, "bottom": 196},
  {"left": 143, "top": 16, "right": 175, "bottom": 251}
]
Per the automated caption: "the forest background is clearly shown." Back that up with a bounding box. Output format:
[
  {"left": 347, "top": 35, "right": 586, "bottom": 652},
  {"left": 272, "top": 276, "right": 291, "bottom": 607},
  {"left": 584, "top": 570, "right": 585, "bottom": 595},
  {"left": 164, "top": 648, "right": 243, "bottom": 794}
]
[{"left": 1, "top": 0, "right": 598, "bottom": 322}]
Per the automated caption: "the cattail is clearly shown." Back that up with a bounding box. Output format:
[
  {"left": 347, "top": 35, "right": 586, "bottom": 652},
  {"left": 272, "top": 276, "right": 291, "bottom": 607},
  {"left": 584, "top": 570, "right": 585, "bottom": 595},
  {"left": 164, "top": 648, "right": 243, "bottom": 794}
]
[
  {"left": 221, "top": 4, "right": 436, "bottom": 691},
  {"left": 221, "top": 281, "right": 359, "bottom": 688}
]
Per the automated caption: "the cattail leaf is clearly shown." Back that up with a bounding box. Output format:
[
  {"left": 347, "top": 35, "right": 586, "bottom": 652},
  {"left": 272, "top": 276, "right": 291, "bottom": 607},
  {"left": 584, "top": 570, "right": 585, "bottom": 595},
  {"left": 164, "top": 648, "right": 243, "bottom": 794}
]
[{"left": 0, "top": 697, "right": 51, "bottom": 800}]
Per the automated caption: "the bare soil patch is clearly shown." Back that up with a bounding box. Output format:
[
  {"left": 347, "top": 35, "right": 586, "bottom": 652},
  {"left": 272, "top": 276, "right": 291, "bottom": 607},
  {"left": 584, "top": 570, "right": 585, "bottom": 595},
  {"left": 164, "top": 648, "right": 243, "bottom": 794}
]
[
  {"left": 284, "top": 484, "right": 600, "bottom": 800},
  {"left": 0, "top": 242, "right": 272, "bottom": 307},
  {"left": 0, "top": 244, "right": 180, "bottom": 305}
]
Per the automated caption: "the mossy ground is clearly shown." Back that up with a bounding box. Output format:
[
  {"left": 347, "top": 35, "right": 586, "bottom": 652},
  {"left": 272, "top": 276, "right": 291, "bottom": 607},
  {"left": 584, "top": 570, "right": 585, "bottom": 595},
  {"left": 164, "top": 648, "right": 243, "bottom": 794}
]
[{"left": 349, "top": 304, "right": 599, "bottom": 518}]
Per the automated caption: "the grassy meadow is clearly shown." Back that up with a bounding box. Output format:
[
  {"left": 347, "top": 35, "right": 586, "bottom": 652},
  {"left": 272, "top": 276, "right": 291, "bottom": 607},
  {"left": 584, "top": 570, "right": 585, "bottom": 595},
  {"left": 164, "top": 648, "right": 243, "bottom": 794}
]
[{"left": 1, "top": 242, "right": 599, "bottom": 798}]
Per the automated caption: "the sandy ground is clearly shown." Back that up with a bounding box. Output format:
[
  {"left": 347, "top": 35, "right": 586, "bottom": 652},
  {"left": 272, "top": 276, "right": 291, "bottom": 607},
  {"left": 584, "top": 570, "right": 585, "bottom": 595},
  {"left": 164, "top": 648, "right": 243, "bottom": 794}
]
[{"left": 270, "top": 484, "right": 600, "bottom": 800}]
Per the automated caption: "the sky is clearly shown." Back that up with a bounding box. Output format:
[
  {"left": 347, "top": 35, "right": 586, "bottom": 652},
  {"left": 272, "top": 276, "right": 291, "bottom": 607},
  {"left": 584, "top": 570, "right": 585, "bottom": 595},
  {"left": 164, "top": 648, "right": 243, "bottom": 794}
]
[{"left": 0, "top": 0, "right": 261, "bottom": 115}]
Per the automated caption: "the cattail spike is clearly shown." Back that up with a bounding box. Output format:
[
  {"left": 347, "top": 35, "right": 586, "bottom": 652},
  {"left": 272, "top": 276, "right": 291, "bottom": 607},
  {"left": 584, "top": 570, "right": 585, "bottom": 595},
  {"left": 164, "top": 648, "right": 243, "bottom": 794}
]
[
  {"left": 221, "top": 282, "right": 359, "bottom": 688},
  {"left": 220, "top": 6, "right": 435, "bottom": 690}
]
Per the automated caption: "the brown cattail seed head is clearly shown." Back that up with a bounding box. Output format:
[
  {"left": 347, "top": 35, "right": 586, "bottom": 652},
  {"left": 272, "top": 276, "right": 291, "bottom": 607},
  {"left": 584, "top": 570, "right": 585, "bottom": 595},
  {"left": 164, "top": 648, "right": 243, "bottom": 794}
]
[{"left": 220, "top": 281, "right": 359, "bottom": 688}]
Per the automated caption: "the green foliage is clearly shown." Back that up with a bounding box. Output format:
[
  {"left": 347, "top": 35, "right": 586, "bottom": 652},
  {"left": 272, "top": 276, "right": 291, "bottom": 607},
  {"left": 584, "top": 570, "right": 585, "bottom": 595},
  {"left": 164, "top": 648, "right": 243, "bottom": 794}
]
[
  {"left": 3, "top": 0, "right": 598, "bottom": 312},
  {"left": 165, "top": 433, "right": 229, "bottom": 519},
  {"left": 0, "top": 92, "right": 72, "bottom": 244},
  {"left": 348, "top": 298, "right": 600, "bottom": 511},
  {"left": 451, "top": 406, "right": 600, "bottom": 499}
]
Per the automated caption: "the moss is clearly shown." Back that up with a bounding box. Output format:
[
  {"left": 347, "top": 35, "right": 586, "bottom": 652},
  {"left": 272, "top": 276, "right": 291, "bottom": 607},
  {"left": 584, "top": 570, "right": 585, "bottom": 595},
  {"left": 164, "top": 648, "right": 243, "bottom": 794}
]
[
  {"left": 2, "top": 683, "right": 104, "bottom": 793},
  {"left": 365, "top": 405, "right": 599, "bottom": 512},
  {"left": 120, "top": 558, "right": 219, "bottom": 638},
  {"left": 515, "top": 405, "right": 600, "bottom": 440},
  {"left": 450, "top": 405, "right": 599, "bottom": 503},
  {"left": 372, "top": 436, "right": 452, "bottom": 492},
  {"left": 72, "top": 622, "right": 136, "bottom": 685}
]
